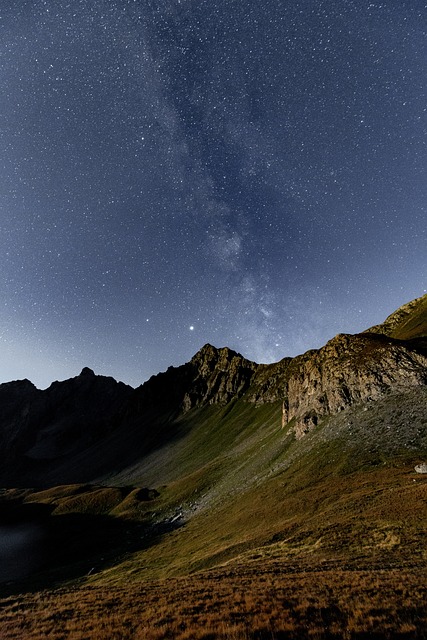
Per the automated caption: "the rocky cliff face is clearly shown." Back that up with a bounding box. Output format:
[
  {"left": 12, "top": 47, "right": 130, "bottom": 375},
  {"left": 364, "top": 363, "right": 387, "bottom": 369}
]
[
  {"left": 277, "top": 333, "right": 427, "bottom": 438},
  {"left": 244, "top": 294, "right": 427, "bottom": 438},
  {"left": 243, "top": 331, "right": 427, "bottom": 439},
  {"left": 125, "top": 343, "right": 258, "bottom": 421}
]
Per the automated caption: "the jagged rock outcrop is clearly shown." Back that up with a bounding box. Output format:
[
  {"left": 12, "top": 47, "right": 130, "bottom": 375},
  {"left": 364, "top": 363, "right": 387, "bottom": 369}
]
[
  {"left": 127, "top": 344, "right": 258, "bottom": 419},
  {"left": 243, "top": 295, "right": 427, "bottom": 438},
  {"left": 181, "top": 324, "right": 426, "bottom": 440},
  {"left": 181, "top": 344, "right": 258, "bottom": 411}
]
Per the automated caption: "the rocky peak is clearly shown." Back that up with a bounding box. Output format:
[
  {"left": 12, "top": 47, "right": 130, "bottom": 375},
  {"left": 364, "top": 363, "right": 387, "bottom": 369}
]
[
  {"left": 0, "top": 369, "right": 135, "bottom": 486},
  {"left": 79, "top": 367, "right": 96, "bottom": 377},
  {"left": 0, "top": 378, "right": 37, "bottom": 394},
  {"left": 191, "top": 343, "right": 252, "bottom": 372},
  {"left": 182, "top": 344, "right": 258, "bottom": 411}
]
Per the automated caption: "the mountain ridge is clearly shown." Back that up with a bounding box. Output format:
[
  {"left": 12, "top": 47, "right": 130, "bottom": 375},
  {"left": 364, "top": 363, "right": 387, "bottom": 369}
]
[
  {"left": 0, "top": 294, "right": 426, "bottom": 486},
  {"left": 364, "top": 293, "right": 427, "bottom": 339}
]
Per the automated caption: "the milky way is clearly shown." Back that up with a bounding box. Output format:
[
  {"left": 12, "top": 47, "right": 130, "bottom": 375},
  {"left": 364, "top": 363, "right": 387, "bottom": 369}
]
[{"left": 1, "top": 0, "right": 426, "bottom": 388}]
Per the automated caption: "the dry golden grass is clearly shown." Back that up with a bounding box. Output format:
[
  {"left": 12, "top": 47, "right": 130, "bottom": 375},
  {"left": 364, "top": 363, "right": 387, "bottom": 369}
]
[{"left": 1, "top": 559, "right": 426, "bottom": 639}]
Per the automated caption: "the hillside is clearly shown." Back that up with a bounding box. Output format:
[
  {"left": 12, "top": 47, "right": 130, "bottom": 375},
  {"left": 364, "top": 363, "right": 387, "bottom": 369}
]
[
  {"left": 0, "top": 294, "right": 426, "bottom": 639},
  {"left": 365, "top": 293, "right": 427, "bottom": 340}
]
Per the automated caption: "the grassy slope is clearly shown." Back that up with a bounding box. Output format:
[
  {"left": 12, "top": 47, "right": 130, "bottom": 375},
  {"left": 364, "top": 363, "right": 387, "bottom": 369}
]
[
  {"left": 1, "top": 387, "right": 426, "bottom": 638},
  {"left": 3, "top": 388, "right": 426, "bottom": 582},
  {"left": 91, "top": 387, "right": 426, "bottom": 585},
  {"left": 367, "top": 293, "right": 427, "bottom": 339}
]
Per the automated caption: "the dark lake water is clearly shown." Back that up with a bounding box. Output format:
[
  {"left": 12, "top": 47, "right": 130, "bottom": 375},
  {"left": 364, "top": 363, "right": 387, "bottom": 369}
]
[{"left": 0, "top": 523, "right": 47, "bottom": 582}]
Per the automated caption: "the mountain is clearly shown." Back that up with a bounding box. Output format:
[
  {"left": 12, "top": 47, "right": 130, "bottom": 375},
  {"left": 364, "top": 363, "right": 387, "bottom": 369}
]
[
  {"left": 0, "top": 345, "right": 261, "bottom": 487},
  {"left": 1, "top": 295, "right": 426, "bottom": 485},
  {"left": 0, "top": 368, "right": 134, "bottom": 486},
  {"left": 0, "top": 294, "right": 426, "bottom": 638}
]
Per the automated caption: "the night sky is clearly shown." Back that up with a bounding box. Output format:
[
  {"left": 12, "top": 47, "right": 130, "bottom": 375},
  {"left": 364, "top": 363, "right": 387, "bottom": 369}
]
[{"left": 2, "top": 0, "right": 426, "bottom": 389}]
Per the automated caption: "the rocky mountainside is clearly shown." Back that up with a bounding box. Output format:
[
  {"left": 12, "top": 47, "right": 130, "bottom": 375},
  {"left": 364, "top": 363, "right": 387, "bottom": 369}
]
[
  {"left": 263, "top": 332, "right": 426, "bottom": 438},
  {"left": 0, "top": 294, "right": 426, "bottom": 485}
]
